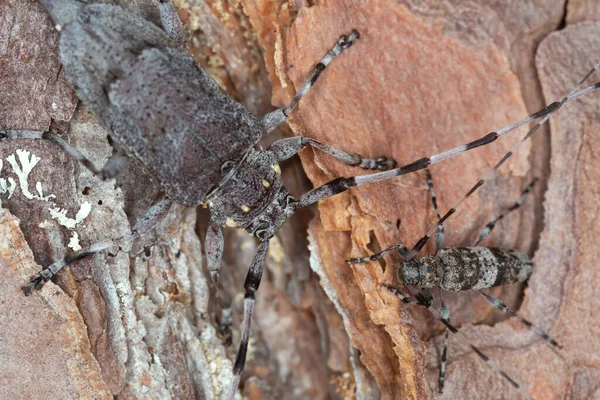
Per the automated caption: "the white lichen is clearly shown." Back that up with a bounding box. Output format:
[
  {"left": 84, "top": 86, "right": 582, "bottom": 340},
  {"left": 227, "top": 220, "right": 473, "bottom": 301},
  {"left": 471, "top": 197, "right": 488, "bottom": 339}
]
[
  {"left": 0, "top": 160, "right": 16, "bottom": 207},
  {"left": 49, "top": 201, "right": 92, "bottom": 229},
  {"left": 36, "top": 181, "right": 56, "bottom": 201},
  {"left": 1, "top": 151, "right": 56, "bottom": 203},
  {"left": 2, "top": 150, "right": 90, "bottom": 258},
  {"left": 38, "top": 220, "right": 54, "bottom": 228},
  {"left": 6, "top": 149, "right": 41, "bottom": 200},
  {"left": 68, "top": 232, "right": 82, "bottom": 251}
]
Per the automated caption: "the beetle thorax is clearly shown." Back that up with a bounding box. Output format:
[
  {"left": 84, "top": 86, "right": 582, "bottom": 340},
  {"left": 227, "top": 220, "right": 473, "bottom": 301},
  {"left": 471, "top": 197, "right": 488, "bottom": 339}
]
[
  {"left": 207, "top": 149, "right": 295, "bottom": 240},
  {"left": 400, "top": 254, "right": 439, "bottom": 288}
]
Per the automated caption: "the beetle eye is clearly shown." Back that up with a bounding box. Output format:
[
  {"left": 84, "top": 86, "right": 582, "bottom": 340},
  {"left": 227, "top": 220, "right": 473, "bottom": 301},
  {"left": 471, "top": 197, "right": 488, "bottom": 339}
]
[{"left": 221, "top": 161, "right": 236, "bottom": 174}]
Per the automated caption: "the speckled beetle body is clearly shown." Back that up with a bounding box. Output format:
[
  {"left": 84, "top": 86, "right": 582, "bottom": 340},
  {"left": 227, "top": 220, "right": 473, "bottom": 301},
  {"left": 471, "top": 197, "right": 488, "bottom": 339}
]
[
  {"left": 403, "top": 247, "right": 533, "bottom": 291},
  {"left": 350, "top": 175, "right": 563, "bottom": 394}
]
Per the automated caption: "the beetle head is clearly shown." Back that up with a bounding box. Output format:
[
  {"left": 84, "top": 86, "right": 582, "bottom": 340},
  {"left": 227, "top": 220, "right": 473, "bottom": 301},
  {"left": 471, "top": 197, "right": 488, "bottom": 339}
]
[{"left": 401, "top": 254, "right": 439, "bottom": 288}]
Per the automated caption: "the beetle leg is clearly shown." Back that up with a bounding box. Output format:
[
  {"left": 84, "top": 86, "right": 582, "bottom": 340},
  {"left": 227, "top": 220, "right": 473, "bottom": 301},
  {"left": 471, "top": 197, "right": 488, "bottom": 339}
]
[
  {"left": 347, "top": 244, "right": 409, "bottom": 264},
  {"left": 22, "top": 240, "right": 114, "bottom": 295},
  {"left": 1, "top": 130, "right": 126, "bottom": 180},
  {"left": 348, "top": 171, "right": 444, "bottom": 263},
  {"left": 439, "top": 300, "right": 450, "bottom": 393},
  {"left": 262, "top": 30, "right": 361, "bottom": 133},
  {"left": 226, "top": 240, "right": 270, "bottom": 400},
  {"left": 22, "top": 198, "right": 173, "bottom": 295},
  {"left": 472, "top": 179, "right": 536, "bottom": 246},
  {"left": 426, "top": 171, "right": 445, "bottom": 254},
  {"left": 206, "top": 219, "right": 233, "bottom": 345},
  {"left": 267, "top": 136, "right": 396, "bottom": 170},
  {"left": 383, "top": 284, "right": 524, "bottom": 394},
  {"left": 45, "top": 132, "right": 127, "bottom": 180},
  {"left": 479, "top": 291, "right": 561, "bottom": 348},
  {"left": 295, "top": 79, "right": 599, "bottom": 215}
]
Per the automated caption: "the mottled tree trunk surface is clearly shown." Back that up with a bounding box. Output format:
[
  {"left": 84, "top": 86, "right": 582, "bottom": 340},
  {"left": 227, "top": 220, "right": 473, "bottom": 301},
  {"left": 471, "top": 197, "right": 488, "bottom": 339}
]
[{"left": 1, "top": 0, "right": 599, "bottom": 399}]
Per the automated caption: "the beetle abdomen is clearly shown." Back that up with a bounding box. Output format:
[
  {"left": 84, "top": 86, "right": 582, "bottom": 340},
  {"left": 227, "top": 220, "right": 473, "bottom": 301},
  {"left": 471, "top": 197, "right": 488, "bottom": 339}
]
[{"left": 437, "top": 247, "right": 532, "bottom": 291}]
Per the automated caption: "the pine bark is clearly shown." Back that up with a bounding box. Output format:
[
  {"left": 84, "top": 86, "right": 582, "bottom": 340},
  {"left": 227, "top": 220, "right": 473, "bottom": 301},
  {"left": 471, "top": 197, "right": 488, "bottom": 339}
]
[{"left": 1, "top": 1, "right": 599, "bottom": 399}]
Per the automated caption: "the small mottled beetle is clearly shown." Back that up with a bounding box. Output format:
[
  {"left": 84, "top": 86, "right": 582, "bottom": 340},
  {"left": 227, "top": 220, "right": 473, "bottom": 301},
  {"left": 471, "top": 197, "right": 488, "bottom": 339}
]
[
  {"left": 350, "top": 173, "right": 562, "bottom": 394},
  {"left": 11, "top": 0, "right": 598, "bottom": 398}
]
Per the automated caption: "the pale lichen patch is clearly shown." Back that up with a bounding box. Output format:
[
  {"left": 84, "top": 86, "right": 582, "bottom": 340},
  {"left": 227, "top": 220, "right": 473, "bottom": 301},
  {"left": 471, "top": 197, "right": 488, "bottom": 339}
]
[
  {"left": 49, "top": 201, "right": 92, "bottom": 229},
  {"left": 38, "top": 220, "right": 54, "bottom": 229},
  {"left": 36, "top": 181, "right": 56, "bottom": 201},
  {"left": 68, "top": 232, "right": 82, "bottom": 251},
  {"left": 3, "top": 150, "right": 57, "bottom": 203},
  {"left": 0, "top": 160, "right": 16, "bottom": 207},
  {"left": 6, "top": 149, "right": 41, "bottom": 200}
]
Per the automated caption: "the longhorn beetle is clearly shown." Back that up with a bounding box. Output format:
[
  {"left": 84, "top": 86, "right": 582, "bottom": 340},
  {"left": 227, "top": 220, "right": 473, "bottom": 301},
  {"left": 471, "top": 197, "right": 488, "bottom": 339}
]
[
  {"left": 348, "top": 60, "right": 600, "bottom": 395},
  {"left": 9, "top": 1, "right": 599, "bottom": 398},
  {"left": 352, "top": 173, "right": 559, "bottom": 395}
]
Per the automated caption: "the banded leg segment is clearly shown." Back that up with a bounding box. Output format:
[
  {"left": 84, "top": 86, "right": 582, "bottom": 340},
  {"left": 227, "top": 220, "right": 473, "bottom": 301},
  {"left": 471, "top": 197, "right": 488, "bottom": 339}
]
[
  {"left": 345, "top": 172, "right": 472, "bottom": 264},
  {"left": 295, "top": 78, "right": 599, "bottom": 210},
  {"left": 22, "top": 240, "right": 114, "bottom": 295},
  {"left": 22, "top": 198, "right": 174, "bottom": 295},
  {"left": 347, "top": 244, "right": 409, "bottom": 264},
  {"left": 262, "top": 30, "right": 361, "bottom": 133},
  {"left": 268, "top": 136, "right": 395, "bottom": 171},
  {"left": 439, "top": 301, "right": 451, "bottom": 393},
  {"left": 1, "top": 130, "right": 125, "bottom": 180},
  {"left": 206, "top": 220, "right": 233, "bottom": 345},
  {"left": 479, "top": 291, "right": 561, "bottom": 348},
  {"left": 473, "top": 179, "right": 536, "bottom": 246},
  {"left": 382, "top": 284, "right": 426, "bottom": 306},
  {"left": 426, "top": 170, "right": 445, "bottom": 253},
  {"left": 384, "top": 285, "right": 527, "bottom": 395},
  {"left": 226, "top": 240, "right": 270, "bottom": 400},
  {"left": 400, "top": 75, "right": 600, "bottom": 263}
]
